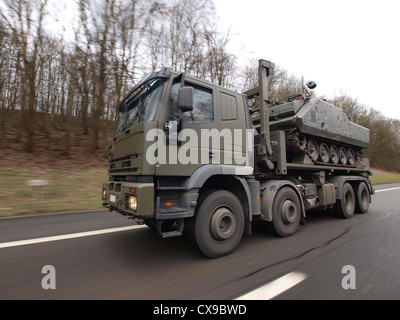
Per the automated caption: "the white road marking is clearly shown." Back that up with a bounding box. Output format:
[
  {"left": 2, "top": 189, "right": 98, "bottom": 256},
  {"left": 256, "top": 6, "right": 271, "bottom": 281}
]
[
  {"left": 0, "top": 225, "right": 146, "bottom": 249},
  {"left": 235, "top": 272, "right": 307, "bottom": 300},
  {"left": 375, "top": 186, "right": 400, "bottom": 193}
]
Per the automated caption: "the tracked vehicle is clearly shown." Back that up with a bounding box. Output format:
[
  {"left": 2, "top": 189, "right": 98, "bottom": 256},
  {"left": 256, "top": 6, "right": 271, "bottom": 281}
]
[
  {"left": 102, "top": 59, "right": 373, "bottom": 258},
  {"left": 248, "top": 78, "right": 370, "bottom": 174}
]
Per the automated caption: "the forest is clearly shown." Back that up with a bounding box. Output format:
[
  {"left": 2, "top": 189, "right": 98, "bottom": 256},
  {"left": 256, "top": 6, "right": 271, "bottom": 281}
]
[{"left": 1, "top": 0, "right": 399, "bottom": 172}]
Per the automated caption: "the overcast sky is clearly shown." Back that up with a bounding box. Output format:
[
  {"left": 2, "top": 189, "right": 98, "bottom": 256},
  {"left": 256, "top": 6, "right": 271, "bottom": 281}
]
[
  {"left": 214, "top": 0, "right": 400, "bottom": 120},
  {"left": 44, "top": 0, "right": 400, "bottom": 120}
]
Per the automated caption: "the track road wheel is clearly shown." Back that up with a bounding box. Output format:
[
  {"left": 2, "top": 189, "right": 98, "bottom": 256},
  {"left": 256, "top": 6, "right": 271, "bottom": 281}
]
[
  {"left": 335, "top": 182, "right": 355, "bottom": 219},
  {"left": 355, "top": 182, "right": 370, "bottom": 214},
  {"left": 347, "top": 148, "right": 356, "bottom": 165},
  {"left": 270, "top": 187, "right": 301, "bottom": 237},
  {"left": 307, "top": 139, "right": 319, "bottom": 162},
  {"left": 330, "top": 145, "right": 340, "bottom": 164},
  {"left": 339, "top": 147, "right": 348, "bottom": 165},
  {"left": 319, "top": 143, "right": 330, "bottom": 163},
  {"left": 193, "top": 190, "right": 244, "bottom": 258}
]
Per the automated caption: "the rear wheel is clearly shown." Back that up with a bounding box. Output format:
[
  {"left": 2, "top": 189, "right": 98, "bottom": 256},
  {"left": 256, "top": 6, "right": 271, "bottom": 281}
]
[
  {"left": 335, "top": 182, "right": 355, "bottom": 219},
  {"left": 355, "top": 182, "right": 370, "bottom": 213},
  {"left": 193, "top": 190, "right": 244, "bottom": 258},
  {"left": 269, "top": 187, "right": 301, "bottom": 237}
]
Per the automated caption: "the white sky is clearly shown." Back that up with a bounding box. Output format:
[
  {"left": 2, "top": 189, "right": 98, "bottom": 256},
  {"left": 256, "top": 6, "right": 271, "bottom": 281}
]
[
  {"left": 43, "top": 0, "right": 400, "bottom": 120},
  {"left": 214, "top": 0, "right": 400, "bottom": 120}
]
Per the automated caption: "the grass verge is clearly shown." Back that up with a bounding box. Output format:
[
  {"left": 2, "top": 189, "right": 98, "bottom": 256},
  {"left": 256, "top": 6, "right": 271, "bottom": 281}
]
[
  {"left": 0, "top": 168, "right": 107, "bottom": 218},
  {"left": 370, "top": 168, "right": 400, "bottom": 185}
]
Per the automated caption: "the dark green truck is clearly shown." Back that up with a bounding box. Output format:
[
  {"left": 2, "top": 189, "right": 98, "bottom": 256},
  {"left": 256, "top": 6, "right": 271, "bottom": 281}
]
[{"left": 102, "top": 60, "right": 373, "bottom": 258}]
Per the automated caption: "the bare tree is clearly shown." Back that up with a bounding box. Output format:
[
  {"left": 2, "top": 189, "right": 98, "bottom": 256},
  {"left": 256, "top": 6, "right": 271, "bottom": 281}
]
[
  {"left": 242, "top": 60, "right": 303, "bottom": 101},
  {"left": 147, "top": 0, "right": 215, "bottom": 72},
  {"left": 0, "top": 0, "right": 49, "bottom": 153},
  {"left": 203, "top": 29, "right": 237, "bottom": 88},
  {"left": 111, "top": 0, "right": 160, "bottom": 120}
]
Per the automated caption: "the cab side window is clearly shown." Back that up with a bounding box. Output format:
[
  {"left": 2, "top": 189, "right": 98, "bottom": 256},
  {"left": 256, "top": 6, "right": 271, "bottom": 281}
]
[{"left": 167, "top": 82, "right": 213, "bottom": 124}]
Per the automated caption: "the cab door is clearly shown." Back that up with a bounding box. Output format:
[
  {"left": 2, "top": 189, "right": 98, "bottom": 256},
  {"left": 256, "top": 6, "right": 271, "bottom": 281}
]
[{"left": 155, "top": 79, "right": 215, "bottom": 176}]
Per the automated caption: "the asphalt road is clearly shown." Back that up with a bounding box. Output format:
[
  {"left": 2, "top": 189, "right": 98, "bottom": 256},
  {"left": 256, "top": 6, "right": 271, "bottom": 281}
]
[{"left": 1, "top": 183, "right": 400, "bottom": 300}]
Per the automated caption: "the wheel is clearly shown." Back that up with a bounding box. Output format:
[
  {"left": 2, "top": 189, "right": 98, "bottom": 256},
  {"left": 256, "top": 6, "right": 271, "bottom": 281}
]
[
  {"left": 270, "top": 187, "right": 301, "bottom": 237},
  {"left": 306, "top": 139, "right": 319, "bottom": 162},
  {"left": 347, "top": 148, "right": 356, "bottom": 165},
  {"left": 319, "top": 143, "right": 330, "bottom": 163},
  {"left": 355, "top": 182, "right": 370, "bottom": 213},
  {"left": 339, "top": 147, "right": 348, "bottom": 165},
  {"left": 334, "top": 182, "right": 355, "bottom": 219},
  {"left": 330, "top": 145, "right": 340, "bottom": 164},
  {"left": 193, "top": 190, "right": 244, "bottom": 258}
]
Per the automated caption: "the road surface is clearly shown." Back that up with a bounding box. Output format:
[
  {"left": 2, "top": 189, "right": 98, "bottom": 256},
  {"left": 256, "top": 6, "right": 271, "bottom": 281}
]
[{"left": 1, "top": 184, "right": 400, "bottom": 300}]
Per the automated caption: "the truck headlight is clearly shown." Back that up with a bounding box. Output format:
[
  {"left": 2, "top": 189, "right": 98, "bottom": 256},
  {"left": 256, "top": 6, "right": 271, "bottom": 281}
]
[
  {"left": 127, "top": 196, "right": 137, "bottom": 211},
  {"left": 102, "top": 184, "right": 107, "bottom": 200}
]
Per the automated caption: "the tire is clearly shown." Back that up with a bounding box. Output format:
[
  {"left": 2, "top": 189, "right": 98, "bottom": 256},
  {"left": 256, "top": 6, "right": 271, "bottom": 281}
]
[
  {"left": 355, "top": 182, "right": 370, "bottom": 214},
  {"left": 335, "top": 182, "right": 355, "bottom": 219},
  {"left": 270, "top": 187, "right": 301, "bottom": 237},
  {"left": 193, "top": 190, "right": 244, "bottom": 258}
]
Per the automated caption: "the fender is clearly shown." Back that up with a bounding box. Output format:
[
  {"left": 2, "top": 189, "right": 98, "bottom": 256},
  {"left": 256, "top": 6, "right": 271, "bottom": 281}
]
[
  {"left": 183, "top": 164, "right": 254, "bottom": 190},
  {"left": 260, "top": 180, "right": 305, "bottom": 222},
  {"left": 183, "top": 165, "right": 254, "bottom": 232}
]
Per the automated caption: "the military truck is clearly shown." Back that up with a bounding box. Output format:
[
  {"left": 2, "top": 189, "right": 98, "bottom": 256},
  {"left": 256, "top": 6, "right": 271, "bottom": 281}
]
[{"left": 102, "top": 59, "right": 373, "bottom": 258}]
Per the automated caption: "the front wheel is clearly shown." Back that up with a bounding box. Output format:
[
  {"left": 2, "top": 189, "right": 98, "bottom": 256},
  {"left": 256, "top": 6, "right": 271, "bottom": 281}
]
[{"left": 193, "top": 190, "right": 244, "bottom": 258}]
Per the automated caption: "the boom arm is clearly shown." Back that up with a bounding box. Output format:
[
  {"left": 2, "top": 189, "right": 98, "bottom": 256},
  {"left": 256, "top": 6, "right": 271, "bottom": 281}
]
[{"left": 245, "top": 59, "right": 275, "bottom": 170}]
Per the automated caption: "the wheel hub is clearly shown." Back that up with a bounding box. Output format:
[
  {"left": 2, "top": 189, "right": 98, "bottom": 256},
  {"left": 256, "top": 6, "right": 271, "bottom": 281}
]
[
  {"left": 210, "top": 208, "right": 236, "bottom": 240},
  {"left": 281, "top": 199, "right": 297, "bottom": 224}
]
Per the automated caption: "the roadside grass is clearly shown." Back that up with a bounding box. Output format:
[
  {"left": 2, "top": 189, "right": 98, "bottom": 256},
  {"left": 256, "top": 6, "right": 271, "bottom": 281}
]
[
  {"left": 370, "top": 168, "right": 400, "bottom": 185},
  {"left": 1, "top": 167, "right": 399, "bottom": 217},
  {"left": 0, "top": 168, "right": 107, "bottom": 217}
]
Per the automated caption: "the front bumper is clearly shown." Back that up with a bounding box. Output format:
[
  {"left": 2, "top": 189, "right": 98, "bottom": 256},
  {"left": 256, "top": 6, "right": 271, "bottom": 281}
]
[
  {"left": 102, "top": 181, "right": 154, "bottom": 218},
  {"left": 102, "top": 178, "right": 199, "bottom": 222}
]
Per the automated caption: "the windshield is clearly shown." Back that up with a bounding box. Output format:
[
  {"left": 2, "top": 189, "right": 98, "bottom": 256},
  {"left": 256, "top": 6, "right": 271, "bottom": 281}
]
[{"left": 115, "top": 78, "right": 166, "bottom": 136}]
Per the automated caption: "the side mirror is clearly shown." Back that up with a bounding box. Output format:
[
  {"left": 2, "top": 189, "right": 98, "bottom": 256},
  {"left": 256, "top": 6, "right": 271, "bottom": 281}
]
[{"left": 178, "top": 87, "right": 194, "bottom": 112}]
